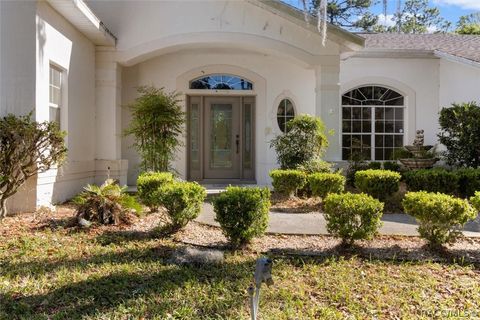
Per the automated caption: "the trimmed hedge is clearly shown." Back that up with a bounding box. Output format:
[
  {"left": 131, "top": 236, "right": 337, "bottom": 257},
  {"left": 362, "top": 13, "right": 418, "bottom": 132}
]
[
  {"left": 213, "top": 187, "right": 270, "bottom": 247},
  {"left": 402, "top": 191, "right": 477, "bottom": 246},
  {"left": 137, "top": 172, "right": 174, "bottom": 210},
  {"left": 456, "top": 168, "right": 480, "bottom": 198},
  {"left": 269, "top": 169, "right": 307, "bottom": 197},
  {"left": 323, "top": 193, "right": 384, "bottom": 244},
  {"left": 155, "top": 181, "right": 206, "bottom": 230},
  {"left": 471, "top": 191, "right": 480, "bottom": 213},
  {"left": 308, "top": 173, "right": 345, "bottom": 198},
  {"left": 355, "top": 169, "right": 401, "bottom": 201},
  {"left": 383, "top": 161, "right": 401, "bottom": 173},
  {"left": 403, "top": 168, "right": 458, "bottom": 195}
]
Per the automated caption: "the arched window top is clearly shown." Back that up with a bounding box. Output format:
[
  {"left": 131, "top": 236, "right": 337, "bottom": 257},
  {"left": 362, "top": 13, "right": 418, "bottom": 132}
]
[
  {"left": 190, "top": 74, "right": 253, "bottom": 90},
  {"left": 342, "top": 85, "right": 404, "bottom": 106}
]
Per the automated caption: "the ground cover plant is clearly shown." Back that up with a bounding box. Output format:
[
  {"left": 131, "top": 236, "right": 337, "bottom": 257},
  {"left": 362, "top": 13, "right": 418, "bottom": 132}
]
[{"left": 1, "top": 208, "right": 479, "bottom": 319}]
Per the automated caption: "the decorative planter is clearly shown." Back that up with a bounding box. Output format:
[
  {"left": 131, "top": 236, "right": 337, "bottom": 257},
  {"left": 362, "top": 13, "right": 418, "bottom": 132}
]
[{"left": 399, "top": 158, "right": 438, "bottom": 170}]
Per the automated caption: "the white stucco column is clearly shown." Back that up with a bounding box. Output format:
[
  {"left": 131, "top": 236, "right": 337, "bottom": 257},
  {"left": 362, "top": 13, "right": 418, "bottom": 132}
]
[
  {"left": 95, "top": 47, "right": 128, "bottom": 185},
  {"left": 315, "top": 57, "right": 341, "bottom": 162}
]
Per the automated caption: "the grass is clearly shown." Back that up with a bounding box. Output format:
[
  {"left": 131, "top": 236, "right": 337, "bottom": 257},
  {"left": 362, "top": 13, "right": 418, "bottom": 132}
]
[{"left": 1, "top": 215, "right": 479, "bottom": 319}]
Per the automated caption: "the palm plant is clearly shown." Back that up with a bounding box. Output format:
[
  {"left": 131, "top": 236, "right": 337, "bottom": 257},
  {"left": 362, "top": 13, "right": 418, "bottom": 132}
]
[{"left": 73, "top": 179, "right": 142, "bottom": 225}]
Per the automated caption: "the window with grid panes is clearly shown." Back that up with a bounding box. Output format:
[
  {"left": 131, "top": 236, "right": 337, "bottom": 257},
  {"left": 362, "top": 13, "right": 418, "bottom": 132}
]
[
  {"left": 49, "top": 65, "right": 62, "bottom": 124},
  {"left": 341, "top": 86, "right": 404, "bottom": 161}
]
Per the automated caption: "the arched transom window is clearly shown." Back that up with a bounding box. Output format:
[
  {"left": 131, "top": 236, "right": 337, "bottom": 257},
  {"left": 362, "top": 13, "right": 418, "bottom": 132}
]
[
  {"left": 189, "top": 74, "right": 253, "bottom": 90},
  {"left": 341, "top": 85, "right": 405, "bottom": 161}
]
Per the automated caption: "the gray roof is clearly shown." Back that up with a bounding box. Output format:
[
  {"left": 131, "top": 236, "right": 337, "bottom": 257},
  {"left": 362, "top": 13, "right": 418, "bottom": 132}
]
[{"left": 359, "top": 33, "right": 480, "bottom": 63}]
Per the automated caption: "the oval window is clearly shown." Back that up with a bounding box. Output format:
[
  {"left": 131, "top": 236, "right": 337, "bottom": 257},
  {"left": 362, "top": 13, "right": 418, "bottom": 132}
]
[{"left": 277, "top": 99, "right": 295, "bottom": 132}]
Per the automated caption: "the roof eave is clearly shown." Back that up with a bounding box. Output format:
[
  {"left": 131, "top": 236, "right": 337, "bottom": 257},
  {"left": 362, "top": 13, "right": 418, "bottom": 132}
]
[
  {"left": 248, "top": 0, "right": 365, "bottom": 51},
  {"left": 46, "top": 0, "right": 117, "bottom": 46}
]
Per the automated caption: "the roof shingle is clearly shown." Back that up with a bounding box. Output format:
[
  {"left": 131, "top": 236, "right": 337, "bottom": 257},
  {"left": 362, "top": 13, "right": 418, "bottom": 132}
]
[{"left": 359, "top": 33, "right": 480, "bottom": 63}]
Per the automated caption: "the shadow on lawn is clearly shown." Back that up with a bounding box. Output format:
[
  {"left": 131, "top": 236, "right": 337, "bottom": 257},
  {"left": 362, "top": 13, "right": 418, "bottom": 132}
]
[
  {"left": 268, "top": 242, "right": 480, "bottom": 267},
  {"left": 1, "top": 246, "right": 254, "bottom": 319}
]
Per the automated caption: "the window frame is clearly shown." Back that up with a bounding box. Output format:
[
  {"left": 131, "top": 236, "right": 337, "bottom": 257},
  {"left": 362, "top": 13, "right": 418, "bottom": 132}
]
[
  {"left": 341, "top": 86, "right": 405, "bottom": 161},
  {"left": 49, "top": 64, "right": 63, "bottom": 124},
  {"left": 189, "top": 74, "right": 253, "bottom": 91},
  {"left": 276, "top": 98, "right": 296, "bottom": 133}
]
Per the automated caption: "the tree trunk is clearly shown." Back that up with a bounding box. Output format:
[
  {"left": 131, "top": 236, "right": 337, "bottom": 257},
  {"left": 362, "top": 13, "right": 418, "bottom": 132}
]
[{"left": 0, "top": 199, "right": 7, "bottom": 219}]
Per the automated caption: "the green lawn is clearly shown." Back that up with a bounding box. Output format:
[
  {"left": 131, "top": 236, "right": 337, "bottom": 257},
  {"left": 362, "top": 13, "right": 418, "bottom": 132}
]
[{"left": 1, "top": 217, "right": 479, "bottom": 319}]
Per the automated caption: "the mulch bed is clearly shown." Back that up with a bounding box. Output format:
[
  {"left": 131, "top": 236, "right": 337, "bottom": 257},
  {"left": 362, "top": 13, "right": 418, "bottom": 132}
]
[{"left": 2, "top": 205, "right": 480, "bottom": 265}]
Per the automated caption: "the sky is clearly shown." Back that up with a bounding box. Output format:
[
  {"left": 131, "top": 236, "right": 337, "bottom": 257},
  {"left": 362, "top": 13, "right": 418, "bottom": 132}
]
[{"left": 282, "top": 0, "right": 479, "bottom": 28}]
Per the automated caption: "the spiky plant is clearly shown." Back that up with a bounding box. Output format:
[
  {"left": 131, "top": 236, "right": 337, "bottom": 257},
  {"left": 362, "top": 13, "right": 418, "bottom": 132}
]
[{"left": 73, "top": 179, "right": 142, "bottom": 225}]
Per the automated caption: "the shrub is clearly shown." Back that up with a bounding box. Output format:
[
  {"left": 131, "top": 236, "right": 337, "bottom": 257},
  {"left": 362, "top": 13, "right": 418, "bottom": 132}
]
[
  {"left": 402, "top": 191, "right": 477, "bottom": 246},
  {"left": 438, "top": 102, "right": 480, "bottom": 168},
  {"left": 455, "top": 168, "right": 480, "bottom": 198},
  {"left": 471, "top": 192, "right": 480, "bottom": 212},
  {"left": 355, "top": 169, "right": 401, "bottom": 201},
  {"left": 308, "top": 173, "right": 345, "bottom": 198},
  {"left": 269, "top": 169, "right": 307, "bottom": 197},
  {"left": 124, "top": 86, "right": 185, "bottom": 172},
  {"left": 270, "top": 115, "right": 329, "bottom": 169},
  {"left": 155, "top": 181, "right": 206, "bottom": 230},
  {"left": 296, "top": 157, "right": 333, "bottom": 174},
  {"left": 383, "top": 161, "right": 401, "bottom": 173},
  {"left": 74, "top": 179, "right": 143, "bottom": 225},
  {"left": 367, "top": 162, "right": 382, "bottom": 170},
  {"left": 323, "top": 193, "right": 384, "bottom": 245},
  {"left": 213, "top": 187, "right": 270, "bottom": 246},
  {"left": 403, "top": 168, "right": 458, "bottom": 195},
  {"left": 0, "top": 113, "right": 67, "bottom": 219},
  {"left": 137, "top": 171, "right": 174, "bottom": 210},
  {"left": 345, "top": 152, "right": 369, "bottom": 186}
]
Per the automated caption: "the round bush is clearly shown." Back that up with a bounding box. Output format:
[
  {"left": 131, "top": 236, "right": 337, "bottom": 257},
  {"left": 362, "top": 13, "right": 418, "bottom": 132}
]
[
  {"left": 213, "top": 187, "right": 270, "bottom": 247},
  {"left": 137, "top": 171, "right": 174, "bottom": 210},
  {"left": 403, "top": 168, "right": 458, "bottom": 195},
  {"left": 308, "top": 173, "right": 345, "bottom": 198},
  {"left": 269, "top": 169, "right": 307, "bottom": 197},
  {"left": 470, "top": 191, "right": 480, "bottom": 213},
  {"left": 155, "top": 181, "right": 206, "bottom": 230},
  {"left": 323, "top": 192, "right": 384, "bottom": 244},
  {"left": 354, "top": 169, "right": 401, "bottom": 200},
  {"left": 402, "top": 191, "right": 477, "bottom": 246}
]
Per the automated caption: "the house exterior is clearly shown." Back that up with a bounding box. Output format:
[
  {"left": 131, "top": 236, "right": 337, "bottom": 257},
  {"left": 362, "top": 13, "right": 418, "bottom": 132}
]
[{"left": 1, "top": 0, "right": 479, "bottom": 213}]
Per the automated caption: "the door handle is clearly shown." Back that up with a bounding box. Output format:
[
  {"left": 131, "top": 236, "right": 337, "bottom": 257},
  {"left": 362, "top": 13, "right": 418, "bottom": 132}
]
[{"left": 236, "top": 134, "right": 240, "bottom": 154}]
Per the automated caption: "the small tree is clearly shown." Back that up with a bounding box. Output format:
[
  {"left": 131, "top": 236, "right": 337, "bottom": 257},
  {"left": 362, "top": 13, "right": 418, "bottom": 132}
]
[
  {"left": 0, "top": 113, "right": 66, "bottom": 219},
  {"left": 270, "top": 114, "right": 329, "bottom": 169},
  {"left": 438, "top": 102, "right": 480, "bottom": 168},
  {"left": 125, "top": 86, "right": 185, "bottom": 172}
]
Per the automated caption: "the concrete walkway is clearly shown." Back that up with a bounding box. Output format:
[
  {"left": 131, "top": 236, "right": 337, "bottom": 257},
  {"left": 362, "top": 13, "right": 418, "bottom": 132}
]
[{"left": 196, "top": 203, "right": 480, "bottom": 237}]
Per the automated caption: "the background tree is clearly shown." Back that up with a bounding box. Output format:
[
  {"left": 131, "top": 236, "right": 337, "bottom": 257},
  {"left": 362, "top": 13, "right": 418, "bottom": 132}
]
[
  {"left": 455, "top": 13, "right": 480, "bottom": 35},
  {"left": 309, "top": 0, "right": 378, "bottom": 31},
  {"left": 373, "top": 0, "right": 444, "bottom": 33},
  {"left": 0, "top": 114, "right": 67, "bottom": 219},
  {"left": 438, "top": 102, "right": 480, "bottom": 168},
  {"left": 125, "top": 86, "right": 185, "bottom": 173}
]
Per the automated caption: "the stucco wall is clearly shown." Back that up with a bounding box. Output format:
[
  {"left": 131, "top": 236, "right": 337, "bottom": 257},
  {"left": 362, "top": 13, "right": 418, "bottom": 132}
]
[
  {"left": 439, "top": 59, "right": 480, "bottom": 108},
  {"left": 340, "top": 56, "right": 440, "bottom": 147},
  {"left": 35, "top": 2, "right": 97, "bottom": 207},
  {"left": 121, "top": 49, "right": 316, "bottom": 185},
  {"left": 0, "top": 0, "right": 37, "bottom": 117}
]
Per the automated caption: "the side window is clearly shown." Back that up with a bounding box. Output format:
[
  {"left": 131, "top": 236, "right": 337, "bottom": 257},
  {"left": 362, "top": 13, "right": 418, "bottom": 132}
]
[
  {"left": 276, "top": 98, "right": 295, "bottom": 133},
  {"left": 49, "top": 65, "right": 62, "bottom": 124}
]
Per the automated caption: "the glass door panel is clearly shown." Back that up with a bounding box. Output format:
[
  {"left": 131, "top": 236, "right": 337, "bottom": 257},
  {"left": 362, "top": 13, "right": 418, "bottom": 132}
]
[{"left": 210, "top": 104, "right": 233, "bottom": 169}]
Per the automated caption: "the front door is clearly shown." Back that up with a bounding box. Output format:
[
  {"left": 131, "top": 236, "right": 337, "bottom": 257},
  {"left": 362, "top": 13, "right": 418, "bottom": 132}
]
[
  {"left": 187, "top": 95, "right": 255, "bottom": 182},
  {"left": 204, "top": 96, "right": 241, "bottom": 179}
]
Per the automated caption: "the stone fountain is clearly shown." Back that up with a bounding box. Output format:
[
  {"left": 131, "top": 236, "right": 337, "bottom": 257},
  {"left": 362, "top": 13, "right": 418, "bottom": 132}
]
[{"left": 399, "top": 130, "right": 438, "bottom": 169}]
